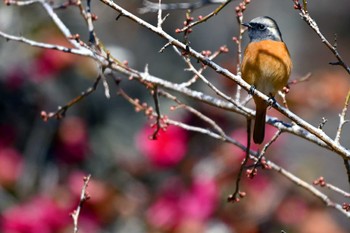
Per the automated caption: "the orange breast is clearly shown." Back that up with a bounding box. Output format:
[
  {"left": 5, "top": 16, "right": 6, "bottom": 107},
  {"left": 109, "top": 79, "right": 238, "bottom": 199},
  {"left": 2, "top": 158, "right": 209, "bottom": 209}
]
[{"left": 241, "top": 40, "right": 292, "bottom": 96}]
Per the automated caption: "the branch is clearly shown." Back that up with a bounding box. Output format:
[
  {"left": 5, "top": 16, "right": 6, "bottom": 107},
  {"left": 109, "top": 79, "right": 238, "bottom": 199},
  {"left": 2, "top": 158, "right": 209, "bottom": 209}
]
[
  {"left": 0, "top": 31, "right": 95, "bottom": 57},
  {"left": 166, "top": 108, "right": 350, "bottom": 217},
  {"left": 335, "top": 90, "right": 350, "bottom": 144},
  {"left": 178, "top": 0, "right": 233, "bottom": 32},
  {"left": 184, "top": 56, "right": 245, "bottom": 112},
  {"left": 335, "top": 90, "right": 350, "bottom": 187},
  {"left": 114, "top": 84, "right": 350, "bottom": 217},
  {"left": 177, "top": 118, "right": 350, "bottom": 217},
  {"left": 150, "top": 85, "right": 162, "bottom": 139},
  {"left": 71, "top": 175, "right": 91, "bottom": 233},
  {"left": 179, "top": 46, "right": 228, "bottom": 87},
  {"left": 227, "top": 118, "right": 251, "bottom": 203},
  {"left": 313, "top": 177, "right": 350, "bottom": 198},
  {"left": 270, "top": 163, "right": 350, "bottom": 217},
  {"left": 139, "top": 0, "right": 225, "bottom": 14},
  {"left": 99, "top": 0, "right": 350, "bottom": 160},
  {"left": 253, "top": 130, "right": 282, "bottom": 172},
  {"left": 293, "top": 0, "right": 350, "bottom": 74},
  {"left": 41, "top": 75, "right": 102, "bottom": 121},
  {"left": 0, "top": 24, "right": 338, "bottom": 158},
  {"left": 158, "top": 90, "right": 227, "bottom": 137},
  {"left": 3, "top": 0, "right": 350, "bottom": 218}
]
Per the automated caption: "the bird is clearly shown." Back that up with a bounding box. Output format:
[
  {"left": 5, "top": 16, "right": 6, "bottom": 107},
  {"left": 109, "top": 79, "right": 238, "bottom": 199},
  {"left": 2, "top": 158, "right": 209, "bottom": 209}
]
[{"left": 241, "top": 16, "right": 292, "bottom": 144}]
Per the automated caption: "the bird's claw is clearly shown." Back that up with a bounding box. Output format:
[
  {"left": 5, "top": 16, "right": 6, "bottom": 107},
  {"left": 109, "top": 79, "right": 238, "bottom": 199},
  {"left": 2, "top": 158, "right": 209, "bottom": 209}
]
[
  {"left": 267, "top": 96, "right": 277, "bottom": 107},
  {"left": 249, "top": 85, "right": 256, "bottom": 95}
]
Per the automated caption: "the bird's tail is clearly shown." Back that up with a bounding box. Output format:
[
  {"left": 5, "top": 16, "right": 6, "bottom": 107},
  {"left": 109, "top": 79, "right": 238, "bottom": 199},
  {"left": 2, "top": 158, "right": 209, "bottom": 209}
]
[{"left": 253, "top": 98, "right": 268, "bottom": 144}]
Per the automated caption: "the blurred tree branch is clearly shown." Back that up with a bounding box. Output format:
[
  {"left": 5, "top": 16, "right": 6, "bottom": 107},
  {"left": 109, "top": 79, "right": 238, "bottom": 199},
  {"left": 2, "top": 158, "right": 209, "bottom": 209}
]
[
  {"left": 71, "top": 175, "right": 91, "bottom": 233},
  {"left": 139, "top": 0, "right": 226, "bottom": 14}
]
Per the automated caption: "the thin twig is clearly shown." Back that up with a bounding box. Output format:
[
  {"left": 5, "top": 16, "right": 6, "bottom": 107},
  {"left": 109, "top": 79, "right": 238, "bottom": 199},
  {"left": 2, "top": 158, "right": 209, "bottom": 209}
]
[
  {"left": 335, "top": 90, "right": 350, "bottom": 144},
  {"left": 178, "top": 0, "right": 233, "bottom": 32},
  {"left": 179, "top": 46, "right": 228, "bottom": 87},
  {"left": 4, "top": 0, "right": 40, "bottom": 6},
  {"left": 279, "top": 73, "right": 311, "bottom": 109},
  {"left": 287, "top": 72, "right": 312, "bottom": 87},
  {"left": 71, "top": 174, "right": 91, "bottom": 233},
  {"left": 314, "top": 177, "right": 350, "bottom": 198},
  {"left": 253, "top": 130, "right": 282, "bottom": 172},
  {"left": 184, "top": 57, "right": 245, "bottom": 112},
  {"left": 0, "top": 31, "right": 94, "bottom": 57},
  {"left": 270, "top": 163, "right": 350, "bottom": 217},
  {"left": 336, "top": 92, "right": 350, "bottom": 188},
  {"left": 343, "top": 159, "right": 350, "bottom": 190},
  {"left": 41, "top": 75, "right": 102, "bottom": 121},
  {"left": 159, "top": 90, "right": 226, "bottom": 136},
  {"left": 293, "top": 0, "right": 350, "bottom": 74},
  {"left": 156, "top": 0, "right": 169, "bottom": 29},
  {"left": 51, "top": 0, "right": 79, "bottom": 10},
  {"left": 227, "top": 118, "right": 252, "bottom": 203},
  {"left": 233, "top": 0, "right": 251, "bottom": 102},
  {"left": 150, "top": 85, "right": 162, "bottom": 139},
  {"left": 327, "top": 181, "right": 350, "bottom": 198},
  {"left": 139, "top": 0, "right": 225, "bottom": 14},
  {"left": 100, "top": 67, "right": 111, "bottom": 99}
]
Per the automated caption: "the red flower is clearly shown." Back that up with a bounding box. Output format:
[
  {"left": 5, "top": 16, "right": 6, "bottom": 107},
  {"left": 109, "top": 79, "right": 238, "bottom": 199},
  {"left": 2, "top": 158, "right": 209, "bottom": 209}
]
[
  {"left": 136, "top": 125, "right": 188, "bottom": 168},
  {"left": 0, "top": 147, "right": 23, "bottom": 187},
  {"left": 32, "top": 35, "right": 76, "bottom": 81},
  {"left": 1, "top": 196, "right": 70, "bottom": 233},
  {"left": 54, "top": 117, "right": 89, "bottom": 164},
  {"left": 147, "top": 177, "right": 218, "bottom": 230}
]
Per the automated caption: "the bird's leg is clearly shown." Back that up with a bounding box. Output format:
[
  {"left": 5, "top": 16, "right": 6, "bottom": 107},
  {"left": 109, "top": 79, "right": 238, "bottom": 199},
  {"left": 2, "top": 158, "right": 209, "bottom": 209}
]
[{"left": 267, "top": 94, "right": 277, "bottom": 109}]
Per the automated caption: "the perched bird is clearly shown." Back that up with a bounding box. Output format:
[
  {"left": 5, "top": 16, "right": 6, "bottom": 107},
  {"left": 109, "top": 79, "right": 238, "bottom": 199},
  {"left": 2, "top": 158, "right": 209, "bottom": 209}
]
[{"left": 241, "top": 16, "right": 292, "bottom": 144}]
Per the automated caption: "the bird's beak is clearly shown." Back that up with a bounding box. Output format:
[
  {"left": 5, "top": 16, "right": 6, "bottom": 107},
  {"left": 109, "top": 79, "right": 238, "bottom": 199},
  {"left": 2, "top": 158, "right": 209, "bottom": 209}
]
[{"left": 242, "top": 22, "right": 251, "bottom": 28}]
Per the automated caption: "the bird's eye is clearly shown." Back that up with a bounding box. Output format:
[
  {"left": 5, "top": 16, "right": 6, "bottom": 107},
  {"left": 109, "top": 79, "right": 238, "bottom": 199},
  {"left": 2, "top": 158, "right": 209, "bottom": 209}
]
[{"left": 257, "top": 24, "right": 266, "bottom": 30}]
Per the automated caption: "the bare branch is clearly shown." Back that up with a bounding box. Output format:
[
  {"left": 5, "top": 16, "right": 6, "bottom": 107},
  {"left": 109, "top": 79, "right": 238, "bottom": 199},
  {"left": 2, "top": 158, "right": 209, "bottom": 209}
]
[
  {"left": 150, "top": 85, "right": 162, "bottom": 140},
  {"left": 4, "top": 0, "right": 39, "bottom": 6},
  {"left": 41, "top": 75, "right": 102, "bottom": 121},
  {"left": 270, "top": 162, "right": 350, "bottom": 217},
  {"left": 71, "top": 175, "right": 91, "bottom": 233},
  {"left": 184, "top": 57, "right": 245, "bottom": 112},
  {"left": 335, "top": 90, "right": 350, "bottom": 144},
  {"left": 313, "top": 177, "right": 350, "bottom": 198},
  {"left": 227, "top": 118, "right": 252, "bottom": 203},
  {"left": 99, "top": 0, "right": 350, "bottom": 159},
  {"left": 139, "top": 0, "right": 225, "bottom": 14},
  {"left": 253, "top": 130, "right": 282, "bottom": 171},
  {"left": 1, "top": 29, "right": 337, "bottom": 159},
  {"left": 0, "top": 31, "right": 94, "bottom": 57},
  {"left": 156, "top": 0, "right": 169, "bottom": 29},
  {"left": 178, "top": 0, "right": 233, "bottom": 32},
  {"left": 3, "top": 0, "right": 350, "bottom": 219},
  {"left": 179, "top": 46, "right": 228, "bottom": 87},
  {"left": 159, "top": 90, "right": 227, "bottom": 137},
  {"left": 233, "top": 0, "right": 251, "bottom": 102},
  {"left": 292, "top": 0, "right": 350, "bottom": 74},
  {"left": 100, "top": 67, "right": 111, "bottom": 99}
]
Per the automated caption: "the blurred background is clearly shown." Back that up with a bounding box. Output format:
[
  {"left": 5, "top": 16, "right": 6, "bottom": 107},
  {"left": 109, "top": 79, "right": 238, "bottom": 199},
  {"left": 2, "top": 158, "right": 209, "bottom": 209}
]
[{"left": 0, "top": 0, "right": 350, "bottom": 232}]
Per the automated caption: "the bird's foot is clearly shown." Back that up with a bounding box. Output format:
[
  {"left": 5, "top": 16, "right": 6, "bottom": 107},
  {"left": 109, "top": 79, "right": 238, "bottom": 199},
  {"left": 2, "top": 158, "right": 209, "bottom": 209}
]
[
  {"left": 267, "top": 95, "right": 277, "bottom": 108},
  {"left": 249, "top": 85, "right": 256, "bottom": 95}
]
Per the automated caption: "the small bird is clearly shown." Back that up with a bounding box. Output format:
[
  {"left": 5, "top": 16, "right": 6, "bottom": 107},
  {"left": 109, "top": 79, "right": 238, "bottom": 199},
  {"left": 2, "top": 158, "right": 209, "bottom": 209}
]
[{"left": 241, "top": 16, "right": 292, "bottom": 144}]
